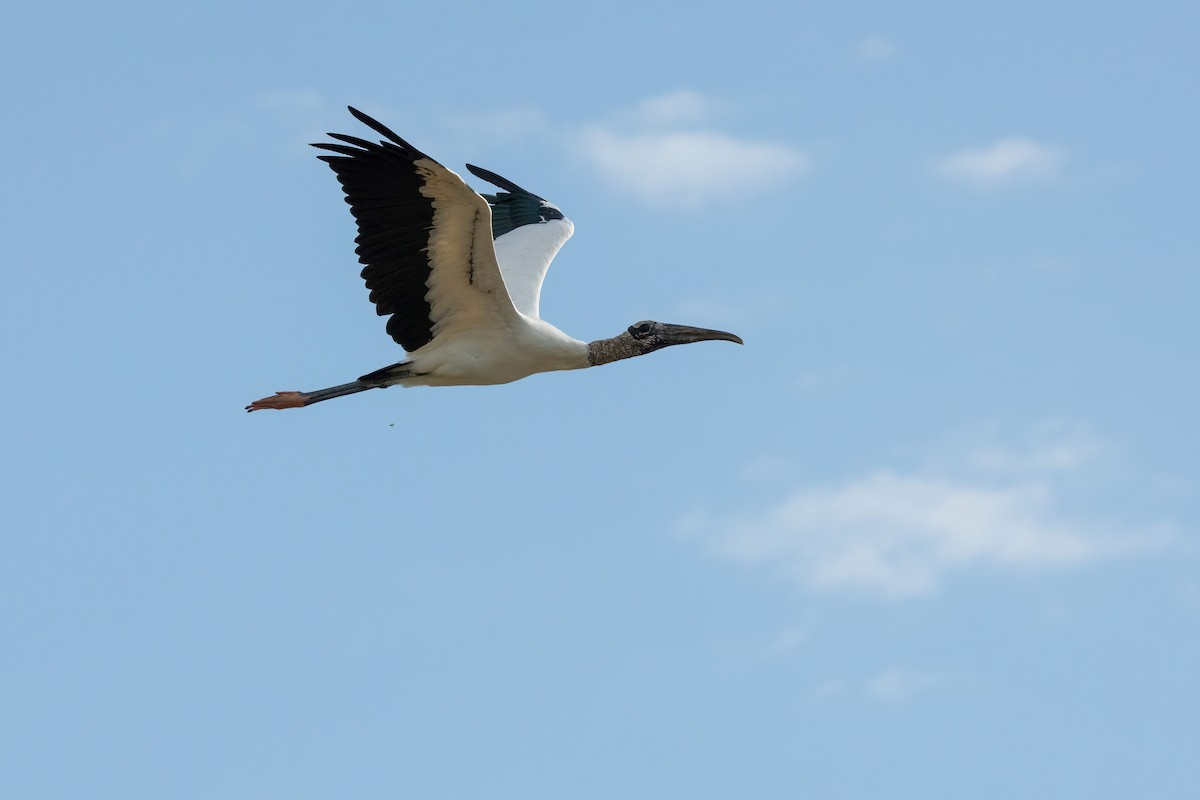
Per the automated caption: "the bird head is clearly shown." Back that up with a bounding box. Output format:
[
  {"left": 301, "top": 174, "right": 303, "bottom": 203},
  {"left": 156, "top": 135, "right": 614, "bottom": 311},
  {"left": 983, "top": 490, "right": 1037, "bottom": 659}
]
[
  {"left": 625, "top": 320, "right": 744, "bottom": 351},
  {"left": 587, "top": 320, "right": 742, "bottom": 366}
]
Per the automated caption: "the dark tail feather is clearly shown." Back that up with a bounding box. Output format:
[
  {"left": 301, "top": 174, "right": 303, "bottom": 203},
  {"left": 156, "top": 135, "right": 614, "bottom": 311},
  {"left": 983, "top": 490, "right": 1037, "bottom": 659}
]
[
  {"left": 245, "top": 381, "right": 376, "bottom": 412},
  {"left": 357, "top": 361, "right": 414, "bottom": 384}
]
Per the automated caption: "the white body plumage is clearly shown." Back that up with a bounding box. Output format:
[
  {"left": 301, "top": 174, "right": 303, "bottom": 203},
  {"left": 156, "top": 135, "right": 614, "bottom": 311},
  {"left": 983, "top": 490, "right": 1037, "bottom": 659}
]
[{"left": 401, "top": 316, "right": 589, "bottom": 387}]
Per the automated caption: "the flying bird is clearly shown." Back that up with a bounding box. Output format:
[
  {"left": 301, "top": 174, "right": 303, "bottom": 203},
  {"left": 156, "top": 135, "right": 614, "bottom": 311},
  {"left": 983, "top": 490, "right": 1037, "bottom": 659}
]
[{"left": 246, "top": 107, "right": 742, "bottom": 411}]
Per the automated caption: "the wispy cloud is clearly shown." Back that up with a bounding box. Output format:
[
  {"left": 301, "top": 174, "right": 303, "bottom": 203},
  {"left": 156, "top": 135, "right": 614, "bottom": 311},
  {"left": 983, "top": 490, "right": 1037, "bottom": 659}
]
[
  {"left": 812, "top": 667, "right": 958, "bottom": 704},
  {"left": 577, "top": 128, "right": 808, "bottom": 209},
  {"left": 865, "top": 667, "right": 953, "bottom": 702},
  {"left": 695, "top": 436, "right": 1167, "bottom": 598},
  {"left": 855, "top": 36, "right": 898, "bottom": 61},
  {"left": 794, "top": 366, "right": 853, "bottom": 394},
  {"left": 967, "top": 439, "right": 1101, "bottom": 475},
  {"left": 574, "top": 91, "right": 809, "bottom": 209},
  {"left": 933, "top": 138, "right": 1066, "bottom": 187},
  {"left": 714, "top": 473, "right": 1132, "bottom": 597},
  {"left": 624, "top": 89, "right": 722, "bottom": 129}
]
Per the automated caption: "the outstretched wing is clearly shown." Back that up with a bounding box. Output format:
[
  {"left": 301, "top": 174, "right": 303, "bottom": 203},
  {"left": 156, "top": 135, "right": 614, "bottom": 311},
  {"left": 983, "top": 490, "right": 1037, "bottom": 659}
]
[
  {"left": 466, "top": 164, "right": 574, "bottom": 320},
  {"left": 312, "top": 107, "right": 519, "bottom": 352}
]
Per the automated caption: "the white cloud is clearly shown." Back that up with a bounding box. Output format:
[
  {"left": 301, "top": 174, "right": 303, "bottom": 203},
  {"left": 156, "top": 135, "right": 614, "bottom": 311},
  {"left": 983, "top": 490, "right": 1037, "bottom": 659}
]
[
  {"left": 794, "top": 366, "right": 853, "bottom": 394},
  {"left": 967, "top": 439, "right": 1101, "bottom": 475},
  {"left": 864, "top": 667, "right": 951, "bottom": 702},
  {"left": 574, "top": 90, "right": 808, "bottom": 209},
  {"left": 699, "top": 439, "right": 1166, "bottom": 598},
  {"left": 578, "top": 126, "right": 808, "bottom": 208},
  {"left": 626, "top": 89, "right": 721, "bottom": 129},
  {"left": 855, "top": 36, "right": 897, "bottom": 61},
  {"left": 767, "top": 625, "right": 813, "bottom": 654},
  {"left": 934, "top": 138, "right": 1066, "bottom": 187},
  {"left": 811, "top": 667, "right": 957, "bottom": 704},
  {"left": 715, "top": 473, "right": 1128, "bottom": 596}
]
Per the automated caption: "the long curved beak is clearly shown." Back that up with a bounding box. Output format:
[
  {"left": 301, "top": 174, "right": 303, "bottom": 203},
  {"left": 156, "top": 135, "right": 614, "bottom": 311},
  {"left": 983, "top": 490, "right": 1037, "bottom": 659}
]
[{"left": 658, "top": 323, "right": 744, "bottom": 346}]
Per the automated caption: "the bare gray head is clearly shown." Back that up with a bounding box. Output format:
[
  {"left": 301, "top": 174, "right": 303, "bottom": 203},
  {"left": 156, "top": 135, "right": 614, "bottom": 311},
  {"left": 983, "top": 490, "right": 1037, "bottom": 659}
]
[{"left": 587, "top": 320, "right": 743, "bottom": 366}]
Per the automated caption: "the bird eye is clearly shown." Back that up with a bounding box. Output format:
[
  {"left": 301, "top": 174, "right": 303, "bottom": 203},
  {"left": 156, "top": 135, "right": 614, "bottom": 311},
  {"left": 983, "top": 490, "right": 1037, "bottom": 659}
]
[{"left": 628, "top": 322, "right": 654, "bottom": 338}]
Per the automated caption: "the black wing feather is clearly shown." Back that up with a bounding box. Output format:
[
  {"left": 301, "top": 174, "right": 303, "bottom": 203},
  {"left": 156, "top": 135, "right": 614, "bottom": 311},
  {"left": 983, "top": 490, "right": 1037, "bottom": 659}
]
[
  {"left": 465, "top": 164, "right": 564, "bottom": 240},
  {"left": 311, "top": 107, "right": 439, "bottom": 352}
]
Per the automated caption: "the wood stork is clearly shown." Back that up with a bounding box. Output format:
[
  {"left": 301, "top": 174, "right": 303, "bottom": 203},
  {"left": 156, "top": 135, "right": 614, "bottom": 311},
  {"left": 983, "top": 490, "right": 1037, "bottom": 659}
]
[{"left": 246, "top": 107, "right": 742, "bottom": 411}]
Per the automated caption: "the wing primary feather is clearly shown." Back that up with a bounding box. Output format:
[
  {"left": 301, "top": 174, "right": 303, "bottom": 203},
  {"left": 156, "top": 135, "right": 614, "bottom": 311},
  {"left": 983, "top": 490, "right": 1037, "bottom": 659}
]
[
  {"left": 311, "top": 142, "right": 366, "bottom": 157},
  {"left": 465, "top": 163, "right": 538, "bottom": 197},
  {"left": 312, "top": 110, "right": 441, "bottom": 352},
  {"left": 347, "top": 106, "right": 421, "bottom": 152},
  {"left": 324, "top": 132, "right": 383, "bottom": 150}
]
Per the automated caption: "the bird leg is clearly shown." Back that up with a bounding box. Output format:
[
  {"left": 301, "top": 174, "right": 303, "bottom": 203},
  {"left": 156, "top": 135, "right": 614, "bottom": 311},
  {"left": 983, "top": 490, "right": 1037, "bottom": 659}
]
[
  {"left": 245, "top": 381, "right": 376, "bottom": 412},
  {"left": 245, "top": 391, "right": 309, "bottom": 411}
]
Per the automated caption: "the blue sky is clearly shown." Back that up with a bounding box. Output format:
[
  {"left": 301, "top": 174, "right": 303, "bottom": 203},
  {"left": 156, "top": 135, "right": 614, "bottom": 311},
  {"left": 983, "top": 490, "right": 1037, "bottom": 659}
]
[{"left": 3, "top": 1, "right": 1197, "bottom": 798}]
